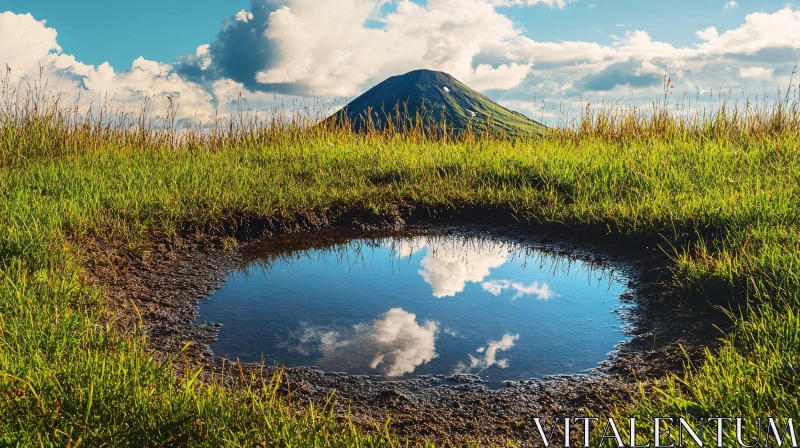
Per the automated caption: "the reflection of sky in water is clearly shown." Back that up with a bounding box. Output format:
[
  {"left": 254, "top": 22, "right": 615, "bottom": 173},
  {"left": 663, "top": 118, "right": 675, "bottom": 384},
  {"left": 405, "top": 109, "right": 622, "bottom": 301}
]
[{"left": 197, "top": 235, "right": 632, "bottom": 386}]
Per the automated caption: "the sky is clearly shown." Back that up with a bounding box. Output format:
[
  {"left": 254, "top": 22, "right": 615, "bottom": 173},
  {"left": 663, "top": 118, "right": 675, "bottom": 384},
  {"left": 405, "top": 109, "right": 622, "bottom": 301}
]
[{"left": 2, "top": 0, "right": 799, "bottom": 124}]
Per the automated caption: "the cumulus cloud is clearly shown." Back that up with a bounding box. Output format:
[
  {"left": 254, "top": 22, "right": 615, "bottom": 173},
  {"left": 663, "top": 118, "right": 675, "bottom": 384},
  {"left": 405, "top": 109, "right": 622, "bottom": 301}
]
[
  {"left": 482, "top": 279, "right": 554, "bottom": 300},
  {"left": 294, "top": 308, "right": 438, "bottom": 377},
  {"left": 394, "top": 237, "right": 510, "bottom": 298},
  {"left": 695, "top": 8, "right": 800, "bottom": 56},
  {"left": 0, "top": 11, "right": 218, "bottom": 123},
  {"left": 457, "top": 333, "right": 520, "bottom": 372},
  {"left": 725, "top": 1, "right": 738, "bottom": 10},
  {"left": 739, "top": 66, "right": 775, "bottom": 80},
  {"left": 533, "top": 7, "right": 800, "bottom": 106},
  {"left": 695, "top": 26, "right": 719, "bottom": 41},
  {"left": 176, "top": 1, "right": 283, "bottom": 94},
  {"left": 3, "top": 5, "right": 800, "bottom": 126},
  {"left": 390, "top": 237, "right": 558, "bottom": 299},
  {"left": 371, "top": 308, "right": 439, "bottom": 375},
  {"left": 1, "top": 10, "right": 314, "bottom": 126},
  {"left": 0, "top": 12, "right": 60, "bottom": 82},
  {"left": 177, "top": 0, "right": 538, "bottom": 96},
  {"left": 235, "top": 9, "right": 255, "bottom": 23}
]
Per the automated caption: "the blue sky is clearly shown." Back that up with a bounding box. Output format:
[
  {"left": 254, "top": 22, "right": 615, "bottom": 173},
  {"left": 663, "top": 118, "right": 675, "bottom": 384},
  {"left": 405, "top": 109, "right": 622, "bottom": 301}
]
[
  {"left": 4, "top": 0, "right": 250, "bottom": 68},
  {"left": 4, "top": 0, "right": 789, "bottom": 68},
  {"left": 505, "top": 1, "right": 787, "bottom": 45},
  {"left": 2, "top": 0, "right": 799, "bottom": 123}
]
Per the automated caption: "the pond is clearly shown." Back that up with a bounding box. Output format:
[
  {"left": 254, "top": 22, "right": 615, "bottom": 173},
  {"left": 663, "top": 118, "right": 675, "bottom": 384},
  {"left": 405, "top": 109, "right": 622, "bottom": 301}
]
[{"left": 196, "top": 233, "right": 634, "bottom": 387}]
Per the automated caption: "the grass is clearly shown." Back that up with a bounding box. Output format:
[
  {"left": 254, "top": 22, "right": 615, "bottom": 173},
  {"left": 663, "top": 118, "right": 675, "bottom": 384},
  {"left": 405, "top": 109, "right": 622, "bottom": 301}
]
[{"left": 1, "top": 68, "right": 800, "bottom": 446}]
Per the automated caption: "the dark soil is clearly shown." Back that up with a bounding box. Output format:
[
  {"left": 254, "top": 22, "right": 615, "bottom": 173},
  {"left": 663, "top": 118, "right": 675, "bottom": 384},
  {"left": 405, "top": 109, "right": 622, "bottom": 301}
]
[{"left": 83, "top": 206, "right": 726, "bottom": 446}]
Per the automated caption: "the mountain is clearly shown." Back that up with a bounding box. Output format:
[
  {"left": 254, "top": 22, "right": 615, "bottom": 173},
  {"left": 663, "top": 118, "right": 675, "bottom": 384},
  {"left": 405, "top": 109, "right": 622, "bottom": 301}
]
[{"left": 330, "top": 69, "right": 546, "bottom": 137}]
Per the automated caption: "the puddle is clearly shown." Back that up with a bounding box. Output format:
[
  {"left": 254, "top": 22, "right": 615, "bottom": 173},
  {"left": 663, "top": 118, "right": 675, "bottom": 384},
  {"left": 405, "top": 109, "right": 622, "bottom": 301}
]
[{"left": 196, "top": 233, "right": 634, "bottom": 388}]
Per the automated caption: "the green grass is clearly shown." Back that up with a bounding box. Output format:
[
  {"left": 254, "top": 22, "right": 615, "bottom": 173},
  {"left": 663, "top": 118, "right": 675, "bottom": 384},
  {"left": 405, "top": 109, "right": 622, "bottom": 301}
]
[{"left": 2, "top": 72, "right": 800, "bottom": 446}]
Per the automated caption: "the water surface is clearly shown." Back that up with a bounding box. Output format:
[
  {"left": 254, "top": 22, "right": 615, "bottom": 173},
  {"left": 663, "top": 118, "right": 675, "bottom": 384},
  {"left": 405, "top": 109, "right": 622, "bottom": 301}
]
[{"left": 197, "top": 234, "right": 633, "bottom": 387}]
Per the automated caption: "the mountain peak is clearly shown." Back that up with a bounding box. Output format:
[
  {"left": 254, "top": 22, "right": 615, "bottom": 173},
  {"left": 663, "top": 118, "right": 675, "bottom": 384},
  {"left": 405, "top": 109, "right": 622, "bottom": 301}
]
[
  {"left": 332, "top": 70, "right": 545, "bottom": 136},
  {"left": 393, "top": 69, "right": 455, "bottom": 82}
]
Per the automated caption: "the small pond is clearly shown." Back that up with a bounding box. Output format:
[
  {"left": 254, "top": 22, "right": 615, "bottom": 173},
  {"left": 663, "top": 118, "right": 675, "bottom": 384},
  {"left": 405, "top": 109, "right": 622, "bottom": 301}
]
[{"left": 197, "top": 233, "right": 634, "bottom": 387}]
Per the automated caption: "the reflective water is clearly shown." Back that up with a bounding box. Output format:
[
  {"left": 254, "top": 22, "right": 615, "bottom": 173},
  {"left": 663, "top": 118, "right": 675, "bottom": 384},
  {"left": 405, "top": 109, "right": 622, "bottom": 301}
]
[{"left": 197, "top": 234, "right": 633, "bottom": 386}]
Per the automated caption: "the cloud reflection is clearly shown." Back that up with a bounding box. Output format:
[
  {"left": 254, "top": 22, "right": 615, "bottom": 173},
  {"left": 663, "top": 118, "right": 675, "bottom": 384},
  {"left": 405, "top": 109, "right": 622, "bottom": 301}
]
[
  {"left": 481, "top": 279, "right": 554, "bottom": 300},
  {"left": 393, "top": 237, "right": 509, "bottom": 298},
  {"left": 456, "top": 333, "right": 520, "bottom": 373},
  {"left": 293, "top": 308, "right": 438, "bottom": 377}
]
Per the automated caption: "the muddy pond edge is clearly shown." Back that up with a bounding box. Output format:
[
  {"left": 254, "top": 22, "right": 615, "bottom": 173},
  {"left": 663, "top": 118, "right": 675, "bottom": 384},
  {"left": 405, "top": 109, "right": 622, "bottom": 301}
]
[{"left": 84, "top": 203, "right": 728, "bottom": 445}]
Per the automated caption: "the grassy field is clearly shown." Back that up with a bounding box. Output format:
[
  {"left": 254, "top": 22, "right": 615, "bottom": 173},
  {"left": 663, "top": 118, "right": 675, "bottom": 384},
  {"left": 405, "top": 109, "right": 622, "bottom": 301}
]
[{"left": 1, "top": 73, "right": 800, "bottom": 446}]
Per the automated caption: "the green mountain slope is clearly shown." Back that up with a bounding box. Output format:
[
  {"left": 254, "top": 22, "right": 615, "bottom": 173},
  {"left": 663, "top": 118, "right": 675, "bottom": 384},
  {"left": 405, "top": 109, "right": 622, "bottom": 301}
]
[{"left": 331, "top": 69, "right": 546, "bottom": 136}]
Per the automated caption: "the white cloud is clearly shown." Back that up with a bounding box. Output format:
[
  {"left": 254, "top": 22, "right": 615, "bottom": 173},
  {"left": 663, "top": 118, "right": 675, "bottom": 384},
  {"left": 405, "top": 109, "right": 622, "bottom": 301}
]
[
  {"left": 392, "top": 237, "right": 557, "bottom": 299},
  {"left": 410, "top": 238, "right": 509, "bottom": 298},
  {"left": 0, "top": 11, "right": 319, "bottom": 127},
  {"left": 481, "top": 279, "right": 511, "bottom": 295},
  {"left": 511, "top": 7, "right": 800, "bottom": 105},
  {"left": 457, "top": 333, "right": 519, "bottom": 372},
  {"left": 296, "top": 308, "right": 439, "bottom": 377},
  {"left": 511, "top": 281, "right": 554, "bottom": 300},
  {"left": 0, "top": 12, "right": 61, "bottom": 83},
  {"left": 193, "top": 44, "right": 212, "bottom": 71},
  {"left": 725, "top": 1, "right": 739, "bottom": 10},
  {"left": 0, "top": 11, "right": 217, "bottom": 123},
  {"left": 739, "top": 66, "right": 775, "bottom": 80},
  {"left": 3, "top": 5, "right": 800, "bottom": 126},
  {"left": 371, "top": 308, "right": 439, "bottom": 376},
  {"left": 695, "top": 26, "right": 719, "bottom": 41},
  {"left": 249, "top": 0, "right": 538, "bottom": 95},
  {"left": 695, "top": 7, "right": 800, "bottom": 55},
  {"left": 481, "top": 279, "right": 555, "bottom": 300},
  {"left": 490, "top": 0, "right": 574, "bottom": 7},
  {"left": 470, "top": 62, "right": 533, "bottom": 91},
  {"left": 235, "top": 9, "right": 254, "bottom": 23}
]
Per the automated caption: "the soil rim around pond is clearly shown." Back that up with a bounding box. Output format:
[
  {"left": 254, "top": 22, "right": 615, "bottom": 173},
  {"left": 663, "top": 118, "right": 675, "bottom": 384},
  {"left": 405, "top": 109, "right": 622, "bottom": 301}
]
[{"left": 84, "top": 205, "right": 727, "bottom": 446}]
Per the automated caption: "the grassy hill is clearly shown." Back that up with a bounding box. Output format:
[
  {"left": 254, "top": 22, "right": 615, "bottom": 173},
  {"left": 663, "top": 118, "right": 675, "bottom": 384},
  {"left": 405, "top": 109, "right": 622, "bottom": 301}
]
[{"left": 331, "top": 69, "right": 546, "bottom": 137}]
